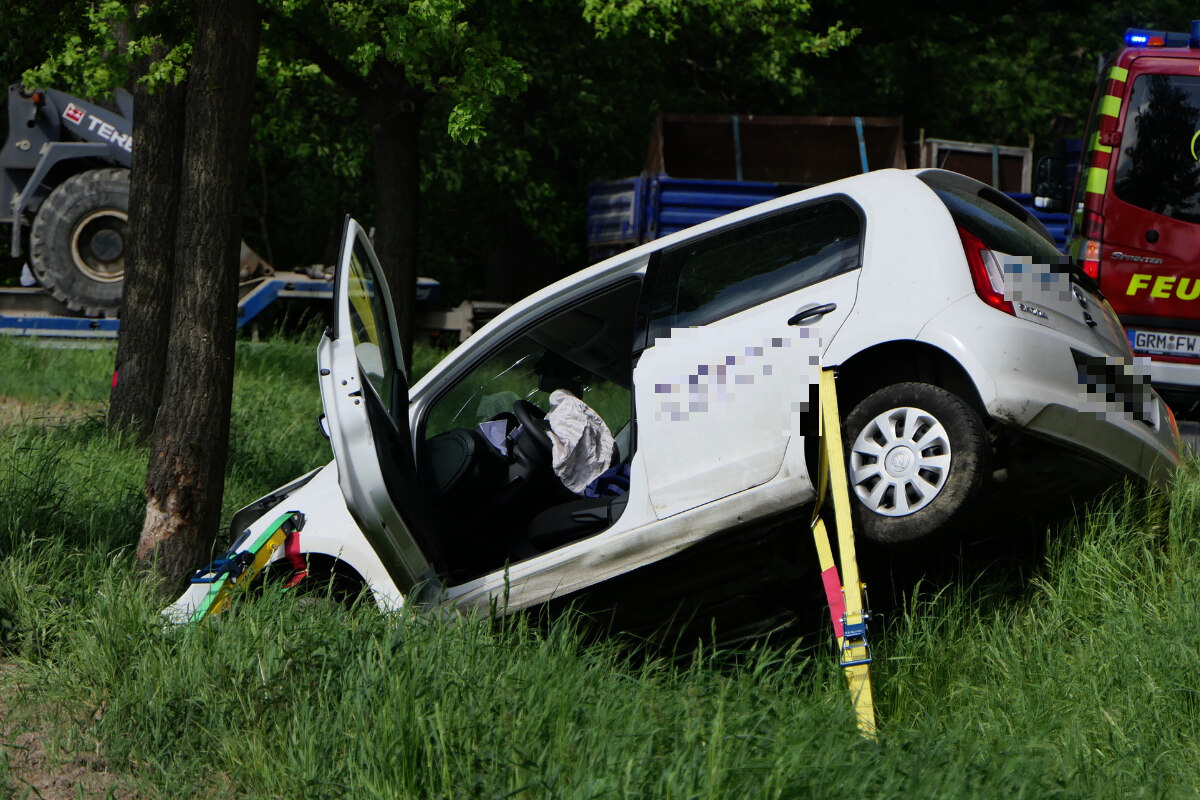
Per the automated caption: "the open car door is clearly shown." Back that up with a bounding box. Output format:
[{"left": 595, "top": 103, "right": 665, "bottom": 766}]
[{"left": 318, "top": 217, "right": 441, "bottom": 598}]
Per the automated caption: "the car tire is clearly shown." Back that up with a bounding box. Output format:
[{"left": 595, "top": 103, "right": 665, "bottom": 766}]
[
  {"left": 842, "top": 382, "right": 989, "bottom": 547},
  {"left": 28, "top": 167, "right": 129, "bottom": 317}
]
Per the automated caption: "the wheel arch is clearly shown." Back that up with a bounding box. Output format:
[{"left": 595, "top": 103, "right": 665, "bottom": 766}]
[
  {"left": 42, "top": 157, "right": 120, "bottom": 195},
  {"left": 288, "top": 539, "right": 405, "bottom": 613},
  {"left": 291, "top": 551, "right": 370, "bottom": 602},
  {"left": 832, "top": 340, "right": 989, "bottom": 421}
]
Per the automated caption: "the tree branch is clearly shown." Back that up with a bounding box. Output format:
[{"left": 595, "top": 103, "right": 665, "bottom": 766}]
[{"left": 263, "top": 7, "right": 373, "bottom": 104}]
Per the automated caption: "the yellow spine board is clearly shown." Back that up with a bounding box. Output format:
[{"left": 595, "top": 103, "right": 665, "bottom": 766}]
[
  {"left": 195, "top": 524, "right": 289, "bottom": 621},
  {"left": 812, "top": 368, "right": 876, "bottom": 738}
]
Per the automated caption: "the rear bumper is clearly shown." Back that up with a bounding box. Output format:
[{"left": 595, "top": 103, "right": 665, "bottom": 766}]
[
  {"left": 1022, "top": 400, "right": 1176, "bottom": 489},
  {"left": 919, "top": 297, "right": 1179, "bottom": 486}
]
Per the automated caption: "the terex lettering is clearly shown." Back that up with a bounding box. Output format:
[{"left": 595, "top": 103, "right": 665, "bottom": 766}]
[
  {"left": 1126, "top": 272, "right": 1200, "bottom": 301},
  {"left": 85, "top": 114, "right": 133, "bottom": 153}
]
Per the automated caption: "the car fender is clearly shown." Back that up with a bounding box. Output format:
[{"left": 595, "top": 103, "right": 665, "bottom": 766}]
[
  {"left": 163, "top": 462, "right": 405, "bottom": 623},
  {"left": 280, "top": 461, "right": 406, "bottom": 612},
  {"left": 914, "top": 296, "right": 1024, "bottom": 423}
]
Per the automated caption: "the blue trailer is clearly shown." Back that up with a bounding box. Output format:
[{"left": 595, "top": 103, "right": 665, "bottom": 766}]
[
  {"left": 587, "top": 173, "right": 803, "bottom": 262},
  {"left": 587, "top": 114, "right": 1074, "bottom": 258},
  {"left": 0, "top": 273, "right": 450, "bottom": 341}
]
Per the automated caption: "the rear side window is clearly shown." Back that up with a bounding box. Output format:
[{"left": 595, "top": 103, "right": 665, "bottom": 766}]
[
  {"left": 1114, "top": 73, "right": 1200, "bottom": 223},
  {"left": 647, "top": 198, "right": 862, "bottom": 340}
]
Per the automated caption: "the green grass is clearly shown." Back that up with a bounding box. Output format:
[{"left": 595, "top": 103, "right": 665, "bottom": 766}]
[
  {"left": 0, "top": 336, "right": 116, "bottom": 404},
  {"left": 3, "top": 336, "right": 1200, "bottom": 798}
]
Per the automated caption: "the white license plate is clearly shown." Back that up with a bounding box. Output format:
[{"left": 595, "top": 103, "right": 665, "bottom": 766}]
[{"left": 1128, "top": 328, "right": 1200, "bottom": 358}]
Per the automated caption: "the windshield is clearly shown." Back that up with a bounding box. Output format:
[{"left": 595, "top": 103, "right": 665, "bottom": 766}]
[
  {"left": 1113, "top": 73, "right": 1200, "bottom": 223},
  {"left": 423, "top": 280, "right": 642, "bottom": 440},
  {"left": 431, "top": 348, "right": 545, "bottom": 432}
]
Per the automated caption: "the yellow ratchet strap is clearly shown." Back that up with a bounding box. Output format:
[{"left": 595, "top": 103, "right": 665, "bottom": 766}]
[{"left": 810, "top": 367, "right": 876, "bottom": 738}]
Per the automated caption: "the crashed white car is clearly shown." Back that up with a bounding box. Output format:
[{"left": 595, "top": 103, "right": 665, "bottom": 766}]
[{"left": 170, "top": 169, "right": 1178, "bottom": 632}]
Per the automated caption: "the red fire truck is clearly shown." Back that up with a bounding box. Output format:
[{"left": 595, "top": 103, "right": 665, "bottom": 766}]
[{"left": 1040, "top": 21, "right": 1200, "bottom": 404}]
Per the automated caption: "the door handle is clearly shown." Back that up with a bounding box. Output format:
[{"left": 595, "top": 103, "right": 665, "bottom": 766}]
[{"left": 788, "top": 302, "right": 837, "bottom": 326}]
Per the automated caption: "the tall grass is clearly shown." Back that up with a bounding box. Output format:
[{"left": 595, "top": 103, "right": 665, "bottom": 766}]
[{"left": 3, "top": 335, "right": 1199, "bottom": 798}]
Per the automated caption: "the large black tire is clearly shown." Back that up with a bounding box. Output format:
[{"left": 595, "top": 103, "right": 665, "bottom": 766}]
[
  {"left": 842, "top": 382, "right": 989, "bottom": 547},
  {"left": 28, "top": 167, "right": 129, "bottom": 317}
]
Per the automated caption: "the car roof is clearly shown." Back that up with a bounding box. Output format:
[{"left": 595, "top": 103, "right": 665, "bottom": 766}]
[{"left": 411, "top": 168, "right": 973, "bottom": 395}]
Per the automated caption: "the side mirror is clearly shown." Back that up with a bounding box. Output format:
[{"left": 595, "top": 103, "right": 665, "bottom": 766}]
[{"left": 1034, "top": 155, "right": 1067, "bottom": 212}]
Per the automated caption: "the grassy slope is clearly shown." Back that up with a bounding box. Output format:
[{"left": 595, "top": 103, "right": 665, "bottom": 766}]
[{"left": 2, "top": 336, "right": 1198, "bottom": 798}]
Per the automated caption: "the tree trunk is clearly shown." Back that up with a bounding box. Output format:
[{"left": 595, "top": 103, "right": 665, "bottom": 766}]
[
  {"left": 108, "top": 53, "right": 185, "bottom": 438},
  {"left": 137, "top": 0, "right": 261, "bottom": 592},
  {"left": 368, "top": 72, "right": 426, "bottom": 369}
]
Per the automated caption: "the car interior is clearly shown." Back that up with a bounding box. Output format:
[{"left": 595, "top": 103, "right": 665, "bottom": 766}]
[{"left": 417, "top": 279, "right": 642, "bottom": 582}]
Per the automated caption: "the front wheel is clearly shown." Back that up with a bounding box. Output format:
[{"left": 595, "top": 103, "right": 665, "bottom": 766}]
[
  {"left": 842, "top": 382, "right": 989, "bottom": 547},
  {"left": 28, "top": 167, "right": 129, "bottom": 317}
]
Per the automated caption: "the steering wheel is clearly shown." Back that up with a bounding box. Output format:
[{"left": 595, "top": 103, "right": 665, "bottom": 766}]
[{"left": 513, "top": 399, "right": 553, "bottom": 463}]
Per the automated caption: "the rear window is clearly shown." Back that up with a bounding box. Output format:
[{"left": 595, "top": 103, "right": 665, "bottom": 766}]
[
  {"left": 920, "top": 174, "right": 1098, "bottom": 292},
  {"left": 920, "top": 178, "right": 1063, "bottom": 261},
  {"left": 1114, "top": 73, "right": 1200, "bottom": 223}
]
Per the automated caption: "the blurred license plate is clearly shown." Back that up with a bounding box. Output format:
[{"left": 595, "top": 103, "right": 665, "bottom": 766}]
[{"left": 1128, "top": 328, "right": 1200, "bottom": 358}]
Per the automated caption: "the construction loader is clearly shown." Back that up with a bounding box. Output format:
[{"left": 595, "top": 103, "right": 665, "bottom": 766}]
[{"left": 0, "top": 83, "right": 268, "bottom": 317}]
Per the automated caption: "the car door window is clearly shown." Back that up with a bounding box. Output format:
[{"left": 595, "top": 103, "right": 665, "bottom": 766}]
[
  {"left": 346, "top": 238, "right": 402, "bottom": 415},
  {"left": 647, "top": 198, "right": 863, "bottom": 343}
]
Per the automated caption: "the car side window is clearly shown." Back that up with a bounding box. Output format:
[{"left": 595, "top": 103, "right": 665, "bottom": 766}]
[{"left": 647, "top": 198, "right": 863, "bottom": 342}]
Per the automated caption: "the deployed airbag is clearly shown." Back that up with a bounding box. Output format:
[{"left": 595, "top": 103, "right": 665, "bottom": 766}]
[{"left": 545, "top": 389, "right": 614, "bottom": 494}]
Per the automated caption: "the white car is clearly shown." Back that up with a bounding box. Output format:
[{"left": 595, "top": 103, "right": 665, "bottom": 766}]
[{"left": 169, "top": 169, "right": 1178, "bottom": 633}]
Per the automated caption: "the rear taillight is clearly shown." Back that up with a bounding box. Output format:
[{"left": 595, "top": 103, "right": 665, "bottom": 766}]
[
  {"left": 957, "top": 225, "right": 1014, "bottom": 316},
  {"left": 1081, "top": 210, "right": 1103, "bottom": 280}
]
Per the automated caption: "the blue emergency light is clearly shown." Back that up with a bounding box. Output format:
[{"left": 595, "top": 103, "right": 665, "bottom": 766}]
[{"left": 1124, "top": 21, "right": 1200, "bottom": 48}]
